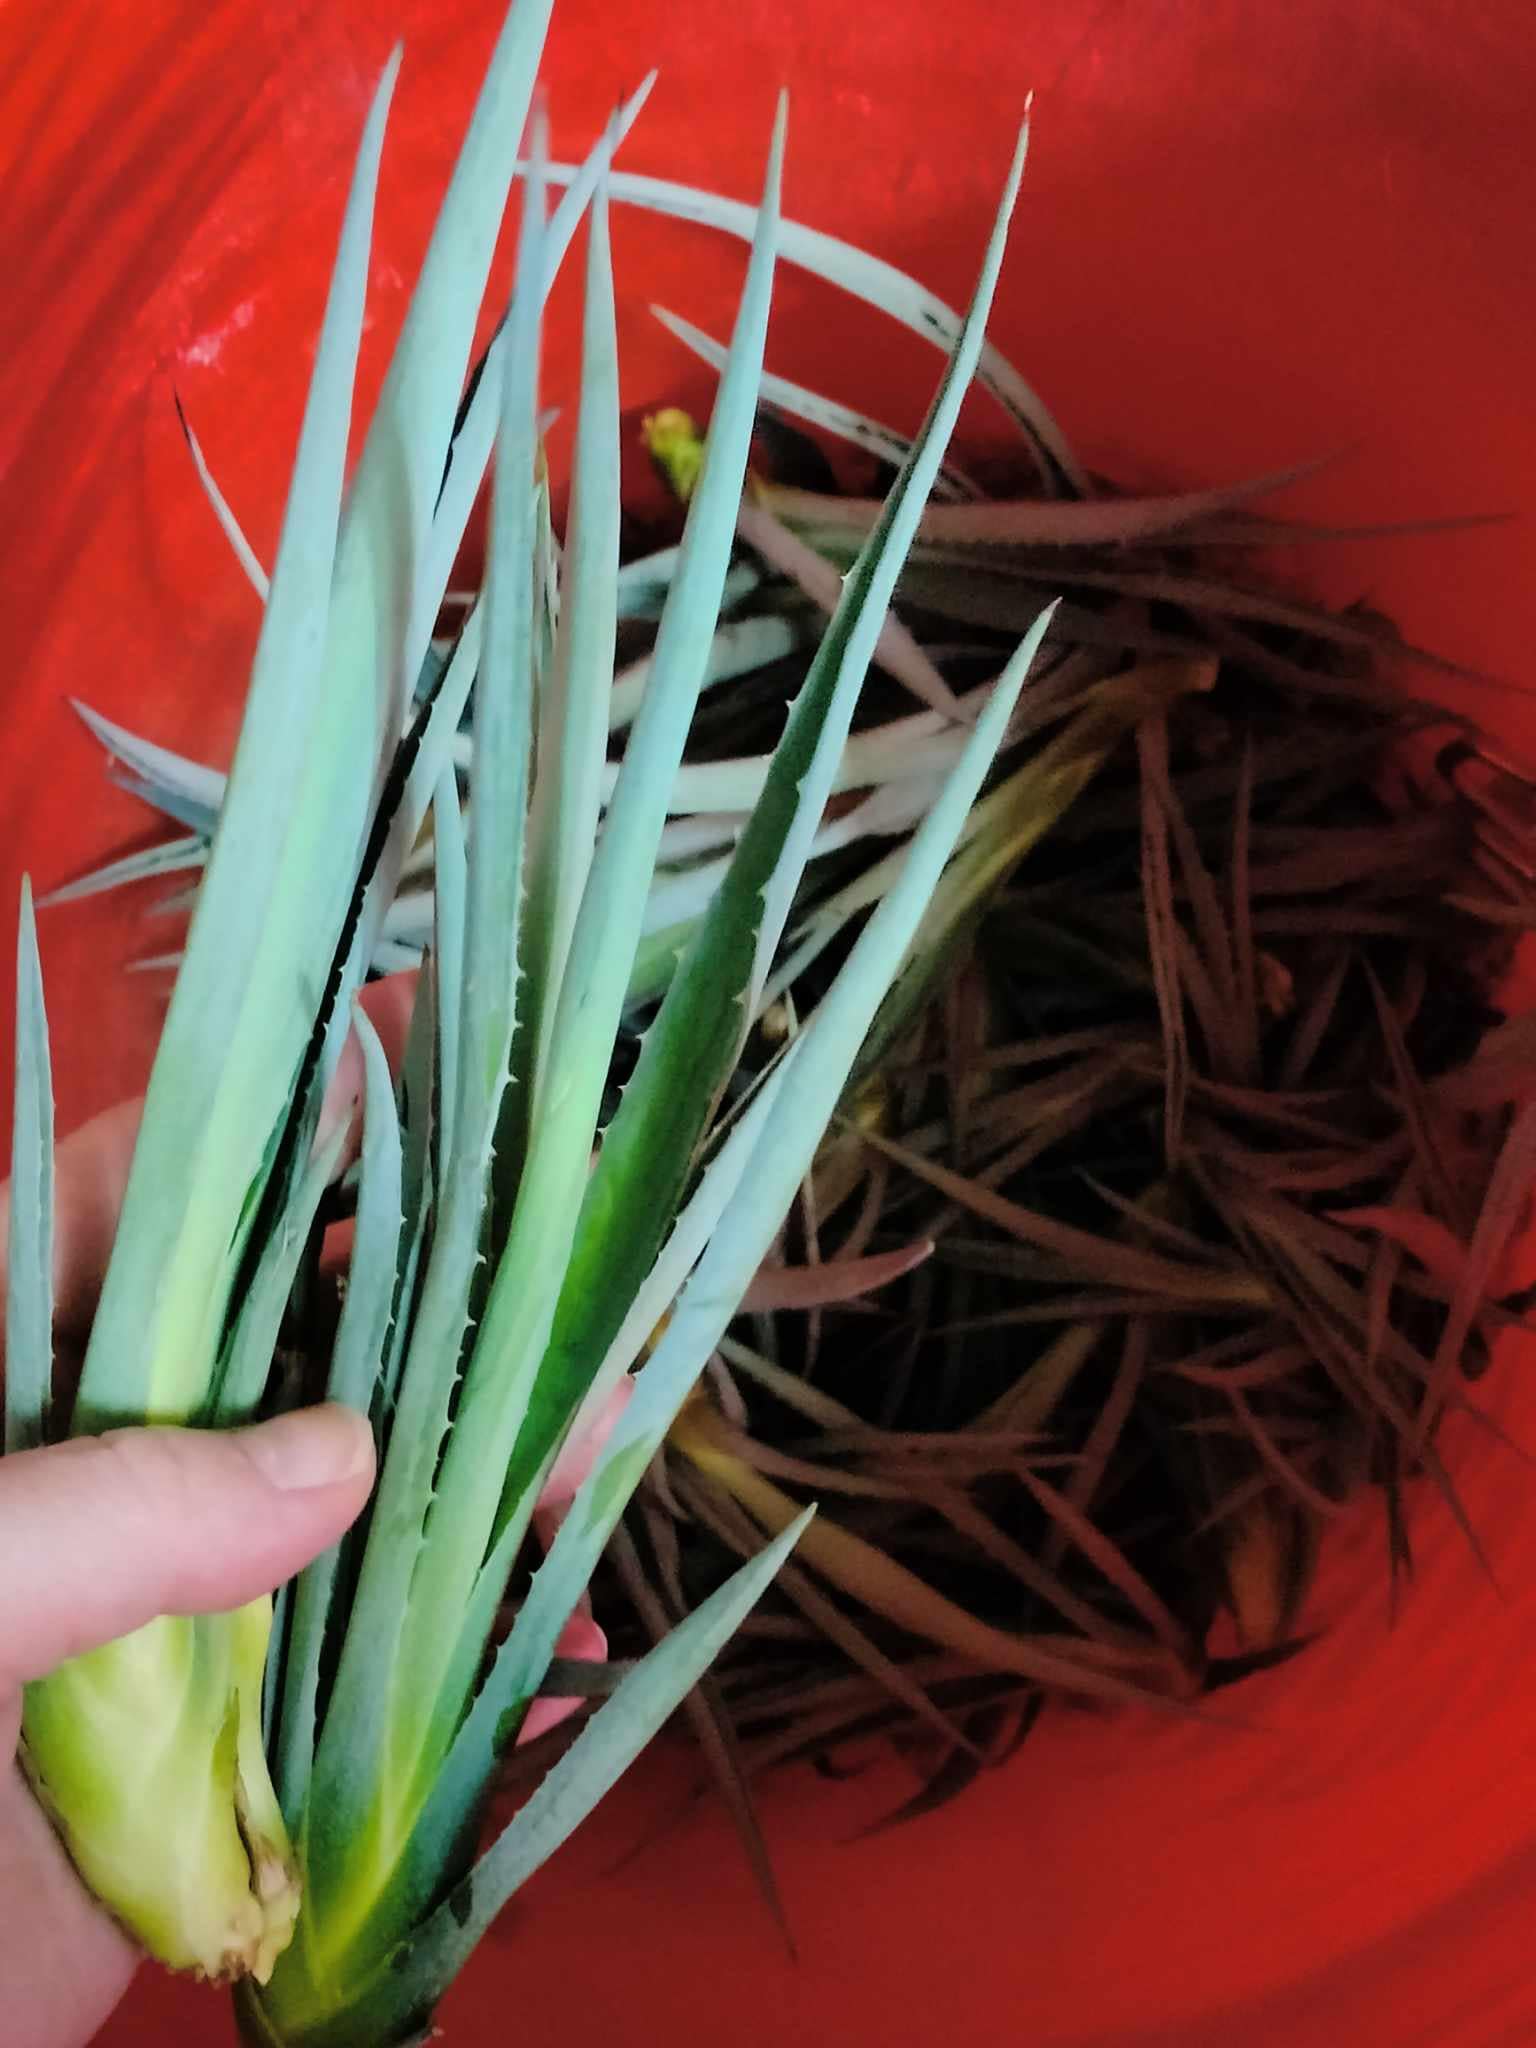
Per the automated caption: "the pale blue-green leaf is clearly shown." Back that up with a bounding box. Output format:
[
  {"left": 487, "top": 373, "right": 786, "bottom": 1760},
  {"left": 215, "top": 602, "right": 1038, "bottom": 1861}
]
[
  {"left": 451, "top": 135, "right": 543, "bottom": 1171},
  {"left": 311, "top": 136, "right": 548, "bottom": 1860},
  {"left": 613, "top": 547, "right": 763, "bottom": 622},
  {"left": 369, "top": 1507, "right": 811, "bottom": 2006},
  {"left": 650, "top": 302, "right": 978, "bottom": 501},
  {"left": 76, "top": 52, "right": 399, "bottom": 1427},
  {"left": 175, "top": 396, "right": 270, "bottom": 600},
  {"left": 640, "top": 772, "right": 931, "bottom": 942},
  {"left": 38, "top": 835, "right": 206, "bottom": 909},
  {"left": 521, "top": 181, "right": 621, "bottom": 1108},
  {"left": 734, "top": 497, "right": 963, "bottom": 717},
  {"left": 430, "top": 768, "right": 466, "bottom": 1188},
  {"left": 340, "top": 0, "right": 555, "bottom": 755},
  {"left": 328, "top": 1007, "right": 405, "bottom": 1422},
  {"left": 380, "top": 891, "right": 434, "bottom": 946},
  {"left": 540, "top": 113, "right": 1085, "bottom": 496},
  {"left": 374, "top": 937, "right": 425, "bottom": 974},
  {"left": 5, "top": 879, "right": 53, "bottom": 1455},
  {"left": 527, "top": 607, "right": 1052, "bottom": 1687},
  {"left": 452, "top": 1049, "right": 794, "bottom": 1696},
  {"left": 408, "top": 83, "right": 651, "bottom": 696},
  {"left": 276, "top": 1006, "right": 403, "bottom": 1827},
  {"left": 427, "top": 64, "right": 652, "bottom": 638},
  {"left": 590, "top": 668, "right": 1000, "bottom": 820},
  {"left": 608, "top": 610, "right": 807, "bottom": 733},
  {"left": 414, "top": 343, "right": 505, "bottom": 676},
  {"left": 379, "top": 1198, "right": 428, "bottom": 1421},
  {"left": 411, "top": 101, "right": 787, "bottom": 1724},
  {"left": 104, "top": 769, "right": 217, "bottom": 839},
  {"left": 208, "top": 1123, "right": 347, "bottom": 1427},
  {"left": 70, "top": 701, "right": 226, "bottom": 818},
  {"left": 310, "top": 602, "right": 485, "bottom": 1111},
  {"left": 482, "top": 123, "right": 1031, "bottom": 1644},
  {"left": 654, "top": 811, "right": 747, "bottom": 863},
  {"left": 539, "top": 72, "right": 655, "bottom": 291},
  {"left": 499, "top": 129, "right": 1022, "bottom": 1542}
]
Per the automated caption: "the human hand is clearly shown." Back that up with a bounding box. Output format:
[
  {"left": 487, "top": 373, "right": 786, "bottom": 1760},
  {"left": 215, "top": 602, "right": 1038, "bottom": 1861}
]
[
  {"left": 0, "top": 1401, "right": 374, "bottom": 2047},
  {"left": 0, "top": 977, "right": 416, "bottom": 2048}
]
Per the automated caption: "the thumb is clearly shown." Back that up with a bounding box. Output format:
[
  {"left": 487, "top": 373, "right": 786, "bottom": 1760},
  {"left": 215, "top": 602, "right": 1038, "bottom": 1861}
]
[{"left": 0, "top": 1405, "right": 374, "bottom": 1691}]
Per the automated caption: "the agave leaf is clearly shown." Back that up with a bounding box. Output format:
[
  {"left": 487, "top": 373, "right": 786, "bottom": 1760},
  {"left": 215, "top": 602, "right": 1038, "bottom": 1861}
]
[
  {"left": 541, "top": 122, "right": 1086, "bottom": 496},
  {"left": 606, "top": 1518, "right": 795, "bottom": 1955},
  {"left": 415, "top": 94, "right": 652, "bottom": 683},
  {"left": 175, "top": 395, "right": 271, "bottom": 600},
  {"left": 613, "top": 673, "right": 1001, "bottom": 816},
  {"left": 519, "top": 178, "right": 622, "bottom": 1114},
  {"left": 734, "top": 495, "right": 964, "bottom": 718},
  {"left": 69, "top": 701, "right": 225, "bottom": 828},
  {"left": 429, "top": 772, "right": 467, "bottom": 1183},
  {"left": 421, "top": 371, "right": 1047, "bottom": 1912},
  {"left": 393, "top": 1051, "right": 797, "bottom": 1928},
  {"left": 488, "top": 103, "right": 1034, "bottom": 1584},
  {"left": 395, "top": 103, "right": 789, "bottom": 1748},
  {"left": 275, "top": 1007, "right": 404, "bottom": 1830},
  {"left": 438, "top": 69, "right": 654, "bottom": 485},
  {"left": 505, "top": 554, "right": 1047, "bottom": 1741},
  {"left": 607, "top": 610, "right": 809, "bottom": 733},
  {"left": 314, "top": 605, "right": 485, "bottom": 1050},
  {"left": 340, "top": 1, "right": 555, "bottom": 760},
  {"left": 757, "top": 661, "right": 1191, "bottom": 1018},
  {"left": 5, "top": 880, "right": 54, "bottom": 1455},
  {"left": 107, "top": 775, "right": 217, "bottom": 843},
  {"left": 39, "top": 835, "right": 208, "bottom": 909},
  {"left": 614, "top": 546, "right": 764, "bottom": 623},
  {"left": 673, "top": 1464, "right": 981, "bottom": 1754},
  {"left": 649, "top": 300, "right": 979, "bottom": 499},
  {"left": 313, "top": 79, "right": 618, "bottom": 1114},
  {"left": 337, "top": 1511, "right": 812, "bottom": 2047},
  {"left": 209, "top": 1125, "right": 347, "bottom": 1427},
  {"left": 74, "top": 49, "right": 400, "bottom": 1429},
  {"left": 303, "top": 130, "right": 548, "bottom": 1917}
]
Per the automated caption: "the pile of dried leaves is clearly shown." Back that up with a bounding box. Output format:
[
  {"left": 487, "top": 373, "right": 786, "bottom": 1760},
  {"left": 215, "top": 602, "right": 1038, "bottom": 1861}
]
[{"left": 533, "top": 429, "right": 1536, "bottom": 1861}]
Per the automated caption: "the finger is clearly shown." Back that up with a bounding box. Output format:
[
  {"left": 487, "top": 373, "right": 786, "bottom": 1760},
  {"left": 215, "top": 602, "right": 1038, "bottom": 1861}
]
[
  {"left": 0, "top": 1404, "right": 374, "bottom": 1689},
  {"left": 0, "top": 969, "right": 421, "bottom": 1341},
  {"left": 0, "top": 1765, "right": 137, "bottom": 2046}
]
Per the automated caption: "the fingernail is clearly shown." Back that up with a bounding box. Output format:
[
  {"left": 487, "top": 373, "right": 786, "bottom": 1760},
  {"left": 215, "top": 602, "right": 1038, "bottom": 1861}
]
[{"left": 239, "top": 1404, "right": 374, "bottom": 1492}]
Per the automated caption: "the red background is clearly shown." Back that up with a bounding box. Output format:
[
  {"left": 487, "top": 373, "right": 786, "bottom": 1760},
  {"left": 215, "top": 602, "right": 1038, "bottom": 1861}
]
[{"left": 3, "top": 2, "right": 1536, "bottom": 2042}]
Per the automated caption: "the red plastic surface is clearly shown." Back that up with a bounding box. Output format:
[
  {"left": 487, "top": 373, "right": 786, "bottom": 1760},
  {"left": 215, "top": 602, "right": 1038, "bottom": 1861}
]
[{"left": 3, "top": 3, "right": 1536, "bottom": 2043}]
